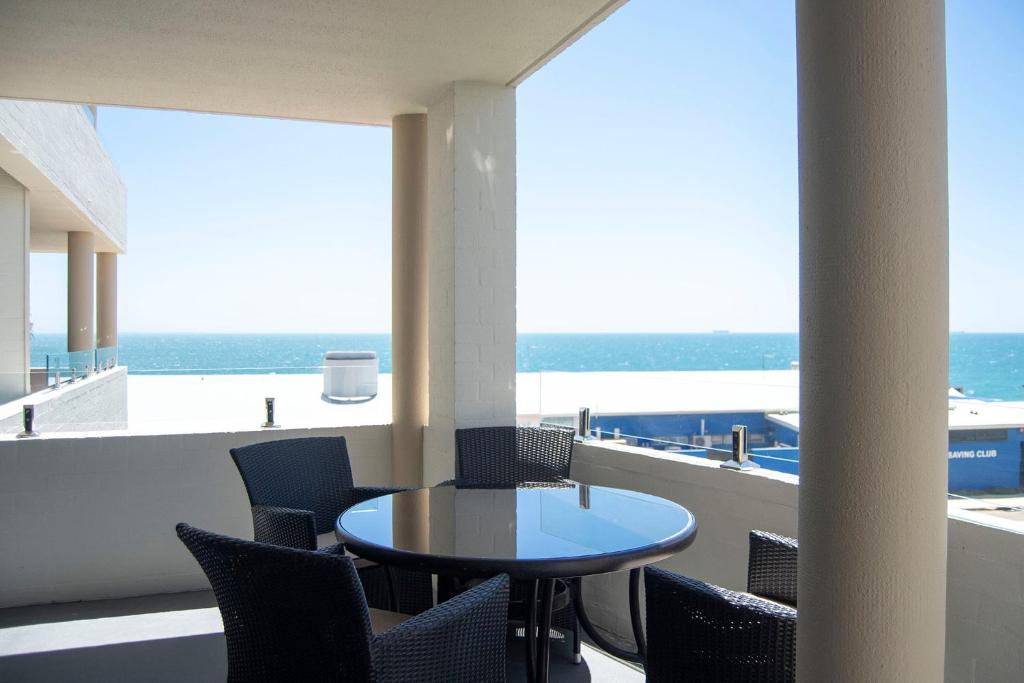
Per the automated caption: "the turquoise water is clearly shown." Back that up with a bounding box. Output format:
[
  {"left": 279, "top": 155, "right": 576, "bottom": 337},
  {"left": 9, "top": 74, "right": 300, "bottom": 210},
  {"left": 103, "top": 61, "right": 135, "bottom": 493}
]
[{"left": 29, "top": 332, "right": 1024, "bottom": 401}]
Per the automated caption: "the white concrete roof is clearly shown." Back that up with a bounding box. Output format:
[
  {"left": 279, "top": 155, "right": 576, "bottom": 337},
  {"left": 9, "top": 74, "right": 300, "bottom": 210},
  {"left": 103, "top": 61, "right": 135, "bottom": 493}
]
[
  {"left": 0, "top": 1, "right": 628, "bottom": 126},
  {"left": 768, "top": 399, "right": 1024, "bottom": 432},
  {"left": 517, "top": 370, "right": 801, "bottom": 418}
]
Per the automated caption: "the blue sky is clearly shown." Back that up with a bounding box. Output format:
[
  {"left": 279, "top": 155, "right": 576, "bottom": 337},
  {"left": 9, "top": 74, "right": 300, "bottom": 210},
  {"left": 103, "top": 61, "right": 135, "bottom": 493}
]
[{"left": 29, "top": 0, "right": 1024, "bottom": 333}]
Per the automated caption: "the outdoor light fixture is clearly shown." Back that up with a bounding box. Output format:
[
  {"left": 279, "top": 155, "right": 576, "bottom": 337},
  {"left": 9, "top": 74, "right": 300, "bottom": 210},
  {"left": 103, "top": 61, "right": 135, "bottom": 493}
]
[
  {"left": 721, "top": 424, "right": 759, "bottom": 471},
  {"left": 17, "top": 405, "right": 39, "bottom": 438},
  {"left": 262, "top": 397, "right": 278, "bottom": 428},
  {"left": 577, "top": 407, "right": 591, "bottom": 440},
  {"left": 578, "top": 484, "right": 591, "bottom": 509}
]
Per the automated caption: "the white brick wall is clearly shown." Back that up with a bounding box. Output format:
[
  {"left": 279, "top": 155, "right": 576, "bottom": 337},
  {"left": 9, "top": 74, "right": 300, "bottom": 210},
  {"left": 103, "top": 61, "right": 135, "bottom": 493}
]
[
  {"left": 0, "top": 169, "right": 29, "bottom": 403},
  {"left": 424, "top": 82, "right": 516, "bottom": 484},
  {"left": 0, "top": 424, "right": 392, "bottom": 607},
  {"left": 572, "top": 441, "right": 1024, "bottom": 682}
]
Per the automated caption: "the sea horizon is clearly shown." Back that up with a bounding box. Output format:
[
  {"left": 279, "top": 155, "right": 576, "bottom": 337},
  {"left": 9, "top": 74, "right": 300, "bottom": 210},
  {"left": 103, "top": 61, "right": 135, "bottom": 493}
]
[{"left": 28, "top": 331, "right": 1024, "bottom": 402}]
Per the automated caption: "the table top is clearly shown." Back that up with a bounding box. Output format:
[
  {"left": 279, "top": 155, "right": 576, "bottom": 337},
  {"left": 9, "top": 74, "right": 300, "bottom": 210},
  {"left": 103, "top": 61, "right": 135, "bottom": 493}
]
[{"left": 335, "top": 483, "right": 697, "bottom": 579}]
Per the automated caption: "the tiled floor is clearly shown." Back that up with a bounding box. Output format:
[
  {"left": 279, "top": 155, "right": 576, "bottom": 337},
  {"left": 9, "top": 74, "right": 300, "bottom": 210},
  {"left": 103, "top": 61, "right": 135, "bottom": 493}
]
[
  {"left": 1, "top": 591, "right": 644, "bottom": 682},
  {"left": 505, "top": 634, "right": 644, "bottom": 682}
]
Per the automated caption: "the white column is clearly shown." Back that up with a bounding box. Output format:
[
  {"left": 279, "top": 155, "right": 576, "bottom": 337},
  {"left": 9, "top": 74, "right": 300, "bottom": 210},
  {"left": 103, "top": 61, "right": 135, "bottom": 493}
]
[
  {"left": 391, "top": 113, "right": 428, "bottom": 487},
  {"left": 0, "top": 169, "right": 30, "bottom": 403},
  {"left": 67, "top": 231, "right": 95, "bottom": 355},
  {"left": 96, "top": 252, "right": 117, "bottom": 350},
  {"left": 796, "top": 1, "right": 948, "bottom": 680},
  {"left": 423, "top": 82, "right": 517, "bottom": 484}
]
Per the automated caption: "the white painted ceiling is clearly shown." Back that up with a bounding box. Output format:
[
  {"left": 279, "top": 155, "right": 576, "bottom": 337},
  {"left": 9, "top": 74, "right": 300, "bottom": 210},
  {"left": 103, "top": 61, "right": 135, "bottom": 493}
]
[{"left": 0, "top": 0, "right": 626, "bottom": 125}]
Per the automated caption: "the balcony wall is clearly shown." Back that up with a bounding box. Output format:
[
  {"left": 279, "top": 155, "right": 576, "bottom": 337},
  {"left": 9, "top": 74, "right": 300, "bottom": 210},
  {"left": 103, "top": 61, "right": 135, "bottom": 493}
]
[
  {"left": 2, "top": 429, "right": 1020, "bottom": 680},
  {"left": 571, "top": 440, "right": 1024, "bottom": 683},
  {"left": 0, "top": 424, "right": 391, "bottom": 608},
  {"left": 0, "top": 367, "right": 127, "bottom": 434}
]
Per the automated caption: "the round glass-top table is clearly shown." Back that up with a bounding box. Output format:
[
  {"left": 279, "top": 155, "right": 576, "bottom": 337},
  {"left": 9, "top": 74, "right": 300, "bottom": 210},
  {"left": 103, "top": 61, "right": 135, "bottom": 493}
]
[{"left": 336, "top": 483, "right": 697, "bottom": 681}]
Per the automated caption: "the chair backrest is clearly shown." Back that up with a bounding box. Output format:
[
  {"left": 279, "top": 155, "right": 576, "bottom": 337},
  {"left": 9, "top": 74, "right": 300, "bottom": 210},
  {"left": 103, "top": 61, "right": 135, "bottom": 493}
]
[
  {"left": 454, "top": 425, "right": 575, "bottom": 486},
  {"left": 645, "top": 566, "right": 796, "bottom": 682},
  {"left": 230, "top": 437, "right": 354, "bottom": 534},
  {"left": 747, "top": 529, "right": 799, "bottom": 607},
  {"left": 176, "top": 523, "right": 374, "bottom": 682}
]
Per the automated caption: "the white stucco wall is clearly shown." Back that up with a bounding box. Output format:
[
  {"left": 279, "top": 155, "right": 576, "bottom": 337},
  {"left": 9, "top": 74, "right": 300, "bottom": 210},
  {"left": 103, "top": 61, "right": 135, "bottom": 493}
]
[
  {"left": 571, "top": 441, "right": 1024, "bottom": 682},
  {"left": 0, "top": 99, "right": 126, "bottom": 251},
  {"left": 0, "top": 424, "right": 392, "bottom": 607}
]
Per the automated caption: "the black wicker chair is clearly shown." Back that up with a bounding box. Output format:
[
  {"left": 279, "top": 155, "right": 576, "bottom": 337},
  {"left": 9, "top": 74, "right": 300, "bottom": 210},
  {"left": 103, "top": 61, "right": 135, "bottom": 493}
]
[
  {"left": 176, "top": 523, "right": 509, "bottom": 683},
  {"left": 644, "top": 566, "right": 797, "bottom": 682},
  {"left": 454, "top": 425, "right": 576, "bottom": 486},
  {"left": 452, "top": 425, "right": 581, "bottom": 663},
  {"left": 229, "top": 436, "right": 432, "bottom": 614},
  {"left": 747, "top": 529, "right": 798, "bottom": 607}
]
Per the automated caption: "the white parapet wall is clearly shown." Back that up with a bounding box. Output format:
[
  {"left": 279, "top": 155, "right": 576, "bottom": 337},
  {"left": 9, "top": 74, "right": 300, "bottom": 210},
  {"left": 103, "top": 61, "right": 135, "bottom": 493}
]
[
  {"left": 0, "top": 367, "right": 128, "bottom": 434},
  {"left": 0, "top": 424, "right": 392, "bottom": 608},
  {"left": 571, "top": 440, "right": 1024, "bottom": 683}
]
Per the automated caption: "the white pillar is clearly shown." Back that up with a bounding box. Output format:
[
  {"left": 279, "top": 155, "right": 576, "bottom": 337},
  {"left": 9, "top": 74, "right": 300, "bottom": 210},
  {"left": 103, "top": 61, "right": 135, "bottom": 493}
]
[
  {"left": 423, "top": 82, "right": 517, "bottom": 484},
  {"left": 96, "top": 252, "right": 117, "bottom": 350},
  {"left": 392, "top": 113, "right": 428, "bottom": 487},
  {"left": 67, "top": 231, "right": 95, "bottom": 355},
  {"left": 796, "top": 1, "right": 948, "bottom": 680},
  {"left": 0, "top": 169, "right": 30, "bottom": 403}
]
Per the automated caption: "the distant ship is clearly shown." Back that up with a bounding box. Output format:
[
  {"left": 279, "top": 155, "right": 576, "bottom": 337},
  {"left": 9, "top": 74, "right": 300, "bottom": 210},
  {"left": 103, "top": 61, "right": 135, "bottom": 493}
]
[{"left": 712, "top": 330, "right": 730, "bottom": 334}]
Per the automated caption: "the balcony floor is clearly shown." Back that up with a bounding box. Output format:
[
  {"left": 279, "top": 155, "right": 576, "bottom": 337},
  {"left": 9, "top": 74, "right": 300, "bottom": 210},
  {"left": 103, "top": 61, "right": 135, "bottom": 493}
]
[{"left": 0, "top": 591, "right": 643, "bottom": 682}]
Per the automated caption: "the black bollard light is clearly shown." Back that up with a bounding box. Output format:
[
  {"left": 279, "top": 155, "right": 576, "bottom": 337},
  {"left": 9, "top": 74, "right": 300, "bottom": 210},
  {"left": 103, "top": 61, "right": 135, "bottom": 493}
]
[{"left": 17, "top": 405, "right": 39, "bottom": 438}]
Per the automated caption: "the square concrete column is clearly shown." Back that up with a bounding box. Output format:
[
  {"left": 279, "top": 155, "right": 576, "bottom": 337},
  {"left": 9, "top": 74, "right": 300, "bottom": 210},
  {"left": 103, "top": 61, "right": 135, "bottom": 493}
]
[
  {"left": 423, "top": 82, "right": 517, "bottom": 484},
  {"left": 797, "top": 1, "right": 948, "bottom": 679},
  {"left": 0, "top": 169, "right": 30, "bottom": 403},
  {"left": 67, "top": 231, "right": 95, "bottom": 355}
]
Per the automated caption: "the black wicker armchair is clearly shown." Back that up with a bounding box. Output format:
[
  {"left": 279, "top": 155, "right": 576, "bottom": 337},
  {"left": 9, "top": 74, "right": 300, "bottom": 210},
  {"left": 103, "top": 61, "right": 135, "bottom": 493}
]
[
  {"left": 451, "top": 425, "right": 582, "bottom": 663},
  {"left": 747, "top": 529, "right": 799, "bottom": 607},
  {"left": 644, "top": 566, "right": 797, "bottom": 682},
  {"left": 229, "top": 436, "right": 432, "bottom": 614},
  {"left": 176, "top": 523, "right": 509, "bottom": 683}
]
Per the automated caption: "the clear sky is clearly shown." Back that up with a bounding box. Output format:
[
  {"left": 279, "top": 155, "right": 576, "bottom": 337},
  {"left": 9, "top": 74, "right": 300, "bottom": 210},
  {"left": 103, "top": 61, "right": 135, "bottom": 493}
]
[{"left": 29, "top": 0, "right": 1024, "bottom": 334}]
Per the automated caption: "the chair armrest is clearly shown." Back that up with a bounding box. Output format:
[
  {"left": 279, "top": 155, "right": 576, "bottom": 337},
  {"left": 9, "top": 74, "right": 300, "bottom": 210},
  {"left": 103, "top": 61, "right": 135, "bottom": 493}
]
[
  {"left": 251, "top": 505, "right": 316, "bottom": 550},
  {"left": 371, "top": 574, "right": 509, "bottom": 683},
  {"left": 316, "top": 542, "right": 348, "bottom": 556},
  {"left": 747, "top": 530, "right": 799, "bottom": 607},
  {"left": 645, "top": 566, "right": 796, "bottom": 682}
]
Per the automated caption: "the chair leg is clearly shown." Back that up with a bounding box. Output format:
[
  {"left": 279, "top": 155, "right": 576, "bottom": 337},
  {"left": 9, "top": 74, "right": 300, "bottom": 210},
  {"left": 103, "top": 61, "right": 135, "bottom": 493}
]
[
  {"left": 384, "top": 566, "right": 400, "bottom": 613},
  {"left": 573, "top": 619, "right": 582, "bottom": 664}
]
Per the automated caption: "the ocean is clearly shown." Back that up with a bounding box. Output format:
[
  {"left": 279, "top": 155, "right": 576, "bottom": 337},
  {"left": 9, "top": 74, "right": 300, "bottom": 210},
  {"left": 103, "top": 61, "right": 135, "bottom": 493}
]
[{"left": 28, "top": 332, "right": 1024, "bottom": 401}]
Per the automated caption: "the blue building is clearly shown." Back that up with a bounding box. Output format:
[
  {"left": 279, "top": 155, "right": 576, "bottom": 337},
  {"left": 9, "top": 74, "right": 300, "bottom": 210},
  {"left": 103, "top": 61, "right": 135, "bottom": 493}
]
[{"left": 588, "top": 402, "right": 1024, "bottom": 493}]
